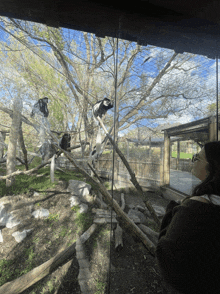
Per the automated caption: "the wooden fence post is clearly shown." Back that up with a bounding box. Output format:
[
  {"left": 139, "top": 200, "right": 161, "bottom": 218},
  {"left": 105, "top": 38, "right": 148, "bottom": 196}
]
[
  {"left": 209, "top": 116, "right": 217, "bottom": 141},
  {"left": 163, "top": 131, "right": 170, "bottom": 186}
]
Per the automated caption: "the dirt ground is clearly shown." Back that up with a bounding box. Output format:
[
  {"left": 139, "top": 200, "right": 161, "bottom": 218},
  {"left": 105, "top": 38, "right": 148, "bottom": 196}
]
[{"left": 0, "top": 179, "right": 177, "bottom": 294}]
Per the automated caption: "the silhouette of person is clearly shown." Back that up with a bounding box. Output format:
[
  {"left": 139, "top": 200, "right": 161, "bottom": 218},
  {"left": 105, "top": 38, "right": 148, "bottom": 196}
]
[{"left": 156, "top": 141, "right": 220, "bottom": 293}]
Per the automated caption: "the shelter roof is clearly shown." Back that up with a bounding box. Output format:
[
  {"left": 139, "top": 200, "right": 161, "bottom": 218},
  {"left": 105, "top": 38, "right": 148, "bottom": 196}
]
[
  {"left": 161, "top": 116, "right": 218, "bottom": 142},
  {"left": 0, "top": 1, "right": 220, "bottom": 58}
]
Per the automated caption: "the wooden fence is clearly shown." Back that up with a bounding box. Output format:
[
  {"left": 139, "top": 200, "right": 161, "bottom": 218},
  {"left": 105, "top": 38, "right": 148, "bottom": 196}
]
[
  {"left": 170, "top": 158, "right": 193, "bottom": 172},
  {"left": 56, "top": 155, "right": 163, "bottom": 188}
]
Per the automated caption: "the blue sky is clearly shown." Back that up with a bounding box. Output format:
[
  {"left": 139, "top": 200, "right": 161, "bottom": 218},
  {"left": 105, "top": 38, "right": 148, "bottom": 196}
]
[{"left": 0, "top": 17, "right": 219, "bottom": 136}]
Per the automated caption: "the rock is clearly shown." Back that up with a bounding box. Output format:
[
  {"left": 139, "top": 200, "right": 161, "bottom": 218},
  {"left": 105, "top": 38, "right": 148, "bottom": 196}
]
[
  {"left": 0, "top": 230, "right": 3, "bottom": 242},
  {"left": 127, "top": 210, "right": 141, "bottom": 224},
  {"left": 69, "top": 196, "right": 81, "bottom": 207},
  {"left": 12, "top": 229, "right": 33, "bottom": 243},
  {"left": 32, "top": 208, "right": 50, "bottom": 219},
  {"left": 0, "top": 205, "right": 9, "bottom": 226},
  {"left": 128, "top": 204, "right": 135, "bottom": 210},
  {"left": 152, "top": 204, "right": 165, "bottom": 217},
  {"left": 0, "top": 205, "right": 21, "bottom": 228},
  {"left": 67, "top": 180, "right": 91, "bottom": 201},
  {"left": 79, "top": 204, "right": 89, "bottom": 214},
  {"left": 136, "top": 205, "right": 147, "bottom": 213},
  {"left": 6, "top": 214, "right": 21, "bottom": 229},
  {"left": 33, "top": 191, "right": 40, "bottom": 197},
  {"left": 93, "top": 217, "right": 118, "bottom": 224},
  {"left": 128, "top": 209, "right": 148, "bottom": 224}
]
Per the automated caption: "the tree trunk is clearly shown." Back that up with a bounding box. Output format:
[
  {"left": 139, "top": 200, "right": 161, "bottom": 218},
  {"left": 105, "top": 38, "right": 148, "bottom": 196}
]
[
  {"left": 50, "top": 154, "right": 56, "bottom": 183},
  {"left": 18, "top": 121, "right": 28, "bottom": 170},
  {"left": 6, "top": 95, "right": 23, "bottom": 187},
  {"left": 0, "top": 132, "right": 6, "bottom": 158}
]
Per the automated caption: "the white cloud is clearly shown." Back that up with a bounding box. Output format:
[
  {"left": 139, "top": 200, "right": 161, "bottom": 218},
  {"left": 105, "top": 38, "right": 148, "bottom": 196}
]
[{"left": 155, "top": 113, "right": 194, "bottom": 126}]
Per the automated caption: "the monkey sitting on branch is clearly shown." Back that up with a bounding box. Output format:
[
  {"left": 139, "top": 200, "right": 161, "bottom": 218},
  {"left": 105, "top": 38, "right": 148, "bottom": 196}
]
[
  {"left": 90, "top": 97, "right": 113, "bottom": 168},
  {"left": 30, "top": 97, "right": 50, "bottom": 147},
  {"left": 92, "top": 97, "right": 114, "bottom": 124}
]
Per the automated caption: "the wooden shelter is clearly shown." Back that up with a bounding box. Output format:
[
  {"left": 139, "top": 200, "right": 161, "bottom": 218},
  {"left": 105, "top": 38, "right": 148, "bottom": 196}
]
[{"left": 161, "top": 115, "right": 219, "bottom": 199}]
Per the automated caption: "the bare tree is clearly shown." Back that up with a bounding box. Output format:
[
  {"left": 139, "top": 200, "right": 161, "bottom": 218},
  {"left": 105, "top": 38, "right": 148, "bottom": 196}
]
[
  {"left": 6, "top": 93, "right": 23, "bottom": 186},
  {"left": 0, "top": 17, "right": 213, "bottom": 151}
]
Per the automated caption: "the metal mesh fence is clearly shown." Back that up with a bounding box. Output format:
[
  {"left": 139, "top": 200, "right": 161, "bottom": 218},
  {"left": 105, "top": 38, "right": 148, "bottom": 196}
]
[{"left": 0, "top": 15, "right": 219, "bottom": 293}]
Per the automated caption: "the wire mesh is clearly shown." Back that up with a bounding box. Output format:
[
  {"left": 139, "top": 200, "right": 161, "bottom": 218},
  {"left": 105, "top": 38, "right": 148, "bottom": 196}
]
[{"left": 0, "top": 15, "right": 219, "bottom": 294}]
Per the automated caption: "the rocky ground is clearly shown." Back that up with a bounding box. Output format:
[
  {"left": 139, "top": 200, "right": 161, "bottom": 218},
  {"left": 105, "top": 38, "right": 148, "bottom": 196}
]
[{"left": 0, "top": 176, "right": 177, "bottom": 294}]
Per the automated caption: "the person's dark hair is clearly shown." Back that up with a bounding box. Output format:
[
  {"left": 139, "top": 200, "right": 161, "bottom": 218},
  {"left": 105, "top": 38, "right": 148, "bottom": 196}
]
[{"left": 192, "top": 141, "right": 220, "bottom": 197}]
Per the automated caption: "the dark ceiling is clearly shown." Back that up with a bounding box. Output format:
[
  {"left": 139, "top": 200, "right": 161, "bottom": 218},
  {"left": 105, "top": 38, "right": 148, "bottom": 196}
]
[{"left": 0, "top": 0, "right": 220, "bottom": 58}]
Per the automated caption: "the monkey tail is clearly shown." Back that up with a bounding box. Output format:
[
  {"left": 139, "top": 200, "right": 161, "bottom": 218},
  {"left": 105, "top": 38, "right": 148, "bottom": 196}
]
[{"left": 96, "top": 125, "right": 102, "bottom": 155}]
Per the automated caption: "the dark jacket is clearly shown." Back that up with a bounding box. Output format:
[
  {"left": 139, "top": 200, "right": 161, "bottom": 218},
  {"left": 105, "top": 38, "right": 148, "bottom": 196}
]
[{"left": 156, "top": 198, "right": 220, "bottom": 294}]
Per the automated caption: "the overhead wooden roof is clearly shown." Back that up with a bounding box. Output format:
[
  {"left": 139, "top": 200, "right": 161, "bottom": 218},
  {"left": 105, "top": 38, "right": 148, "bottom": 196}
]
[
  {"left": 0, "top": 1, "right": 220, "bottom": 58},
  {"left": 161, "top": 116, "right": 218, "bottom": 142},
  {"left": 126, "top": 137, "right": 179, "bottom": 147}
]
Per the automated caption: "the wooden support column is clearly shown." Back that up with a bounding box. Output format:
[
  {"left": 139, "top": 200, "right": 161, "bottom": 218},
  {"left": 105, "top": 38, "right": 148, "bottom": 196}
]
[
  {"left": 209, "top": 116, "right": 217, "bottom": 141},
  {"left": 149, "top": 136, "right": 151, "bottom": 157},
  {"left": 177, "top": 140, "right": 180, "bottom": 171},
  {"left": 159, "top": 149, "right": 164, "bottom": 186},
  {"left": 163, "top": 131, "right": 170, "bottom": 186},
  {"left": 126, "top": 139, "right": 129, "bottom": 160}
]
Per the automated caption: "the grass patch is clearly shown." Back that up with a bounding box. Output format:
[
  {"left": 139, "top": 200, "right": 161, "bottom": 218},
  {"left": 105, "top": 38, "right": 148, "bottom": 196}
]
[
  {"left": 95, "top": 279, "right": 106, "bottom": 294},
  {"left": 0, "top": 167, "right": 57, "bottom": 196},
  {"left": 0, "top": 159, "right": 95, "bottom": 291},
  {"left": 0, "top": 260, "right": 14, "bottom": 286},
  {"left": 172, "top": 152, "right": 193, "bottom": 159},
  {"left": 74, "top": 206, "right": 94, "bottom": 232},
  {"left": 0, "top": 160, "right": 91, "bottom": 197},
  {"left": 0, "top": 246, "right": 37, "bottom": 286},
  {"left": 19, "top": 245, "right": 36, "bottom": 276}
]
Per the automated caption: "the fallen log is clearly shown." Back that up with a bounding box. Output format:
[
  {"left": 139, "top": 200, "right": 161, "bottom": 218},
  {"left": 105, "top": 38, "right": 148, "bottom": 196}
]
[
  {"left": 138, "top": 224, "right": 159, "bottom": 246},
  {"left": 115, "top": 193, "right": 125, "bottom": 251},
  {"left": 0, "top": 158, "right": 52, "bottom": 180},
  {"left": 0, "top": 224, "right": 98, "bottom": 294},
  {"left": 50, "top": 154, "right": 56, "bottom": 183},
  {"left": 93, "top": 194, "right": 108, "bottom": 209}
]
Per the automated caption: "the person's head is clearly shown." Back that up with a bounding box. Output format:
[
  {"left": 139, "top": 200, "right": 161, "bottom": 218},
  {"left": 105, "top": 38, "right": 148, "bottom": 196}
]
[
  {"left": 192, "top": 141, "right": 220, "bottom": 196},
  {"left": 192, "top": 147, "right": 209, "bottom": 181}
]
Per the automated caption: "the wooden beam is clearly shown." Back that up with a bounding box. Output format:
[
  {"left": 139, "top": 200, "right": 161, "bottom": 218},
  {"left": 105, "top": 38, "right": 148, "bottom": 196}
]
[
  {"left": 209, "top": 116, "right": 217, "bottom": 141},
  {"left": 177, "top": 141, "right": 180, "bottom": 170},
  {"left": 163, "top": 131, "right": 170, "bottom": 185}
]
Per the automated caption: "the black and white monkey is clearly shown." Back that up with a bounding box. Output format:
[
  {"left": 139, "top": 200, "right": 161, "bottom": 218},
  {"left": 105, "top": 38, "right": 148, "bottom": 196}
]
[
  {"left": 30, "top": 97, "right": 50, "bottom": 146},
  {"left": 59, "top": 133, "right": 71, "bottom": 151},
  {"left": 90, "top": 97, "right": 113, "bottom": 167},
  {"left": 40, "top": 134, "right": 71, "bottom": 162},
  {"left": 31, "top": 97, "right": 49, "bottom": 118},
  {"left": 92, "top": 97, "right": 113, "bottom": 124}
]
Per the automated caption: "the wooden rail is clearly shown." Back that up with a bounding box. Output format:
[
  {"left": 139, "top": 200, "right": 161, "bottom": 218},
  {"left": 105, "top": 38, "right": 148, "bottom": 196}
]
[{"left": 56, "top": 156, "right": 162, "bottom": 186}]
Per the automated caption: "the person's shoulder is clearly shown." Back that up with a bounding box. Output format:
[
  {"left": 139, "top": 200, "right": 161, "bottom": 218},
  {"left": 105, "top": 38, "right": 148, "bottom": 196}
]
[
  {"left": 190, "top": 196, "right": 210, "bottom": 204},
  {"left": 188, "top": 194, "right": 220, "bottom": 206}
]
